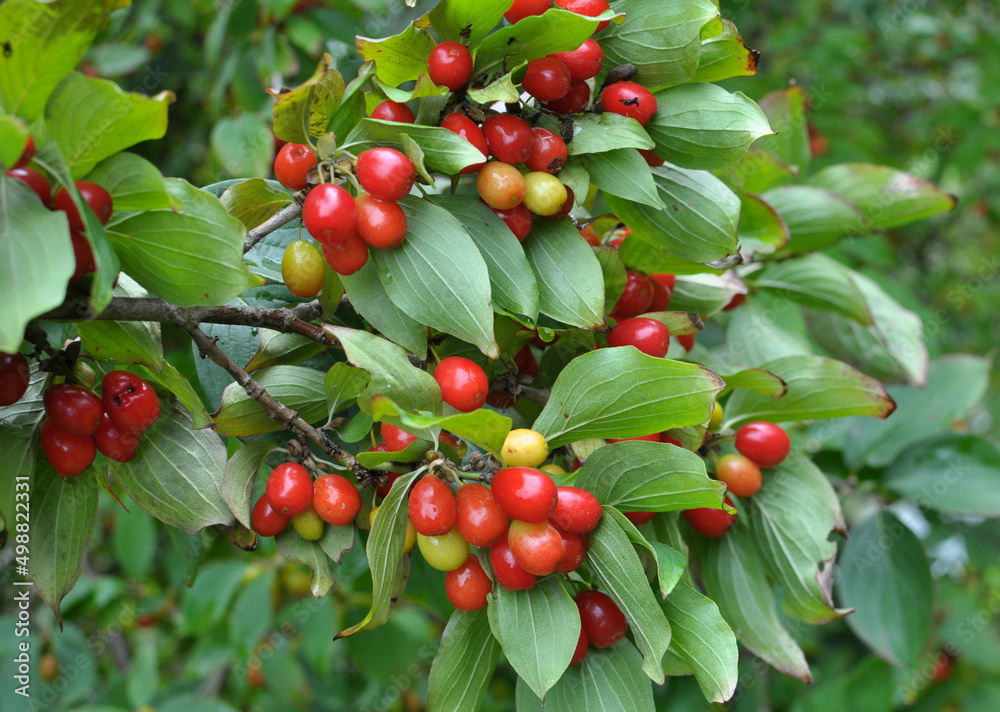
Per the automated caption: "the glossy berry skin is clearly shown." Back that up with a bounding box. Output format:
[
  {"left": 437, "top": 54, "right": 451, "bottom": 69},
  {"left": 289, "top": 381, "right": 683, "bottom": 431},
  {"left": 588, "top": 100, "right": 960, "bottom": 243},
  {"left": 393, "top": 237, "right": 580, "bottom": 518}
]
[
  {"left": 54, "top": 181, "right": 113, "bottom": 231},
  {"left": 93, "top": 413, "right": 141, "bottom": 463},
  {"left": 44, "top": 383, "right": 104, "bottom": 436},
  {"left": 356, "top": 149, "right": 414, "bottom": 202},
  {"left": 514, "top": 345, "right": 539, "bottom": 378},
  {"left": 708, "top": 402, "right": 724, "bottom": 430},
  {"left": 601, "top": 82, "right": 658, "bottom": 126},
  {"left": 445, "top": 555, "right": 493, "bottom": 611},
  {"left": 70, "top": 231, "right": 96, "bottom": 281},
  {"left": 40, "top": 419, "right": 96, "bottom": 477},
  {"left": 651, "top": 273, "right": 676, "bottom": 291},
  {"left": 723, "top": 293, "right": 747, "bottom": 311},
  {"left": 428, "top": 41, "right": 473, "bottom": 91},
  {"left": 273, "top": 143, "right": 317, "bottom": 191},
  {"left": 624, "top": 511, "right": 655, "bottom": 526},
  {"left": 251, "top": 495, "right": 289, "bottom": 537},
  {"left": 281, "top": 240, "right": 325, "bottom": 298},
  {"left": 501, "top": 428, "right": 549, "bottom": 468},
  {"left": 525, "top": 128, "right": 568, "bottom": 174},
  {"left": 735, "top": 421, "right": 791, "bottom": 467},
  {"left": 477, "top": 162, "right": 526, "bottom": 210},
  {"left": 482, "top": 114, "right": 536, "bottom": 165},
  {"left": 14, "top": 134, "right": 35, "bottom": 168},
  {"left": 417, "top": 528, "right": 469, "bottom": 571},
  {"left": 607, "top": 317, "right": 669, "bottom": 358},
  {"left": 556, "top": 530, "right": 587, "bottom": 573},
  {"left": 381, "top": 422, "right": 418, "bottom": 452},
  {"left": 265, "top": 463, "right": 313, "bottom": 517},
  {"left": 715, "top": 453, "right": 763, "bottom": 498},
  {"left": 434, "top": 356, "right": 489, "bottom": 412},
  {"left": 576, "top": 590, "right": 627, "bottom": 648},
  {"left": 8, "top": 167, "right": 51, "bottom": 204},
  {"left": 292, "top": 506, "right": 325, "bottom": 541},
  {"left": 441, "top": 113, "right": 489, "bottom": 174},
  {"left": 647, "top": 277, "right": 671, "bottom": 311},
  {"left": 508, "top": 519, "right": 565, "bottom": 575},
  {"left": 639, "top": 148, "right": 665, "bottom": 167},
  {"left": 523, "top": 172, "right": 567, "bottom": 216},
  {"left": 571, "top": 626, "right": 589, "bottom": 665},
  {"left": 321, "top": 231, "right": 369, "bottom": 275},
  {"left": 303, "top": 183, "right": 357, "bottom": 246},
  {"left": 0, "top": 352, "right": 30, "bottom": 406},
  {"left": 505, "top": 0, "right": 550, "bottom": 23},
  {"left": 456, "top": 483, "right": 508, "bottom": 547},
  {"left": 370, "top": 100, "right": 414, "bottom": 124},
  {"left": 612, "top": 272, "right": 654, "bottom": 318},
  {"left": 543, "top": 80, "right": 590, "bottom": 114},
  {"left": 550, "top": 38, "right": 605, "bottom": 81},
  {"left": 489, "top": 202, "right": 533, "bottom": 241},
  {"left": 555, "top": 0, "right": 611, "bottom": 32},
  {"left": 543, "top": 187, "right": 575, "bottom": 220},
  {"left": 683, "top": 496, "right": 737, "bottom": 538},
  {"left": 550, "top": 486, "right": 602, "bottom": 533},
  {"left": 489, "top": 534, "right": 537, "bottom": 591},
  {"left": 355, "top": 193, "right": 407, "bottom": 249},
  {"left": 101, "top": 371, "right": 160, "bottom": 434},
  {"left": 490, "top": 466, "right": 558, "bottom": 523},
  {"left": 408, "top": 476, "right": 457, "bottom": 536},
  {"left": 522, "top": 56, "right": 571, "bottom": 101},
  {"left": 312, "top": 473, "right": 362, "bottom": 525}
]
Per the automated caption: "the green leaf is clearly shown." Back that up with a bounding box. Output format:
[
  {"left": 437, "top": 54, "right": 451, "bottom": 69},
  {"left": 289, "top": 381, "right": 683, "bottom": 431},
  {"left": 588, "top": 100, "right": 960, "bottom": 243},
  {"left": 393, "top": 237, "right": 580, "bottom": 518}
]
[
  {"left": 276, "top": 521, "right": 356, "bottom": 597},
  {"left": 344, "top": 119, "right": 489, "bottom": 175},
  {"left": 533, "top": 348, "right": 723, "bottom": 447},
  {"left": 428, "top": 0, "right": 511, "bottom": 46},
  {"left": 574, "top": 441, "right": 724, "bottom": 511},
  {"left": 580, "top": 149, "right": 665, "bottom": 208},
  {"left": 214, "top": 365, "right": 327, "bottom": 437},
  {"left": 340, "top": 261, "right": 429, "bottom": 358},
  {"left": 555, "top": 113, "right": 655, "bottom": 156},
  {"left": 694, "top": 525, "right": 812, "bottom": 681},
  {"left": 762, "top": 185, "right": 869, "bottom": 253},
  {"left": 666, "top": 272, "right": 745, "bottom": 318},
  {"left": 429, "top": 195, "right": 540, "bottom": 324},
  {"left": 0, "top": 0, "right": 127, "bottom": 120},
  {"left": 179, "top": 560, "right": 245, "bottom": 634},
  {"left": 600, "top": 0, "right": 719, "bottom": 91},
  {"left": 487, "top": 576, "right": 580, "bottom": 700},
  {"left": 692, "top": 19, "right": 759, "bottom": 83},
  {"left": 617, "top": 237, "right": 724, "bottom": 276},
  {"left": 112, "top": 506, "right": 157, "bottom": 580},
  {"left": 0, "top": 175, "right": 73, "bottom": 352},
  {"left": 747, "top": 452, "right": 849, "bottom": 624},
  {"left": 230, "top": 573, "right": 275, "bottom": 654},
  {"left": 604, "top": 507, "right": 687, "bottom": 598},
  {"left": 27, "top": 462, "right": 99, "bottom": 625},
  {"left": 885, "top": 434, "right": 1000, "bottom": 518},
  {"left": 719, "top": 368, "right": 786, "bottom": 398},
  {"left": 210, "top": 115, "right": 273, "bottom": 179},
  {"left": 731, "top": 150, "right": 797, "bottom": 193},
  {"left": 723, "top": 355, "right": 896, "bottom": 428},
  {"left": 587, "top": 511, "right": 672, "bottom": 683},
  {"left": 219, "top": 179, "right": 293, "bottom": 230},
  {"left": 808, "top": 163, "right": 956, "bottom": 229},
  {"left": 661, "top": 582, "right": 738, "bottom": 703},
  {"left": 324, "top": 362, "right": 371, "bottom": 417},
  {"left": 0, "top": 114, "right": 29, "bottom": 169},
  {"left": 754, "top": 86, "right": 811, "bottom": 175},
  {"left": 558, "top": 161, "right": 590, "bottom": 207},
  {"left": 245, "top": 329, "right": 325, "bottom": 372},
  {"left": 222, "top": 441, "right": 279, "bottom": 530},
  {"left": 523, "top": 218, "right": 605, "bottom": 330},
  {"left": 76, "top": 275, "right": 164, "bottom": 370},
  {"left": 107, "top": 179, "right": 264, "bottom": 306},
  {"left": 738, "top": 193, "right": 789, "bottom": 255},
  {"left": 139, "top": 361, "right": 213, "bottom": 429},
  {"left": 268, "top": 53, "right": 345, "bottom": 143},
  {"left": 606, "top": 163, "right": 740, "bottom": 264},
  {"left": 428, "top": 608, "right": 502, "bottom": 712},
  {"left": 328, "top": 61, "right": 374, "bottom": 141},
  {"left": 357, "top": 436, "right": 431, "bottom": 467},
  {"left": 837, "top": 511, "right": 932, "bottom": 668},
  {"left": 45, "top": 72, "right": 173, "bottom": 178},
  {"left": 372, "top": 198, "right": 497, "bottom": 358},
  {"left": 748, "top": 253, "right": 873, "bottom": 324},
  {"left": 357, "top": 24, "right": 437, "bottom": 88},
  {"left": 467, "top": 69, "right": 523, "bottom": 104},
  {"left": 646, "top": 83, "right": 772, "bottom": 170},
  {"left": 593, "top": 245, "right": 627, "bottom": 318},
  {"left": 85, "top": 152, "right": 177, "bottom": 211},
  {"left": 721, "top": 291, "right": 813, "bottom": 367},
  {"left": 109, "top": 399, "right": 233, "bottom": 534},
  {"left": 372, "top": 396, "right": 512, "bottom": 460},
  {"left": 640, "top": 311, "right": 704, "bottom": 337}
]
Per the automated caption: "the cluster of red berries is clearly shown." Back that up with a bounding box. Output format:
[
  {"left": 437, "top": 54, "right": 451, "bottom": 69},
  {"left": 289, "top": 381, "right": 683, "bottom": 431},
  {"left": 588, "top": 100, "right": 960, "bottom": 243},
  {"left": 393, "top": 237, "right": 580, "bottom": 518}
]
[
  {"left": 39, "top": 371, "right": 160, "bottom": 478},
  {"left": 250, "top": 462, "right": 363, "bottom": 541},
  {"left": 6, "top": 134, "right": 114, "bottom": 282}
]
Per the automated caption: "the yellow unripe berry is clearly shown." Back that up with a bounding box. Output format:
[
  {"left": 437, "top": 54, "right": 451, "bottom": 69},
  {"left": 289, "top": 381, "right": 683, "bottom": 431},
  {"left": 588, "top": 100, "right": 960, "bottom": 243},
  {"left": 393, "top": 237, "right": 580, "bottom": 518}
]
[
  {"left": 708, "top": 402, "right": 724, "bottom": 430},
  {"left": 281, "top": 240, "right": 325, "bottom": 298},
  {"left": 502, "top": 428, "right": 549, "bottom": 467},
  {"left": 539, "top": 463, "right": 566, "bottom": 476},
  {"left": 292, "top": 505, "right": 325, "bottom": 541},
  {"left": 370, "top": 505, "right": 416, "bottom": 553},
  {"left": 522, "top": 172, "right": 568, "bottom": 216},
  {"left": 417, "top": 528, "right": 469, "bottom": 571}
]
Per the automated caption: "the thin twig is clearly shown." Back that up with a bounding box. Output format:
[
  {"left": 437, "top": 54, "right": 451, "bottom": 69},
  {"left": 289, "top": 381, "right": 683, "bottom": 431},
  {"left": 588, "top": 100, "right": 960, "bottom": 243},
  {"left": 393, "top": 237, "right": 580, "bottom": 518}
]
[
  {"left": 519, "top": 385, "right": 551, "bottom": 405},
  {"left": 244, "top": 202, "right": 303, "bottom": 253}
]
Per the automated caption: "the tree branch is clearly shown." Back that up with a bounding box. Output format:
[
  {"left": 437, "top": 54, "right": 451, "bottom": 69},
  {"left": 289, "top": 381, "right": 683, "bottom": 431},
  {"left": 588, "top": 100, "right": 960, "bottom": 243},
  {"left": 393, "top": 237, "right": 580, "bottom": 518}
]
[{"left": 244, "top": 202, "right": 302, "bottom": 253}]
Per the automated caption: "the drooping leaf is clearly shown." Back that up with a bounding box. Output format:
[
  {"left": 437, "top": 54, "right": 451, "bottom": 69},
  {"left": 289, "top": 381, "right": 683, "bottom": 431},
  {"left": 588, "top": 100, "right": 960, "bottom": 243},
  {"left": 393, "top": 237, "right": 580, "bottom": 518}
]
[
  {"left": 214, "top": 366, "right": 327, "bottom": 437},
  {"left": 244, "top": 329, "right": 325, "bottom": 373},
  {"left": 719, "top": 368, "right": 787, "bottom": 398},
  {"left": 737, "top": 192, "right": 790, "bottom": 255},
  {"left": 268, "top": 53, "right": 345, "bottom": 143},
  {"left": 604, "top": 507, "right": 687, "bottom": 599},
  {"left": 357, "top": 24, "right": 437, "bottom": 88},
  {"left": 692, "top": 19, "right": 759, "bottom": 84},
  {"left": 219, "top": 179, "right": 294, "bottom": 230},
  {"left": 277, "top": 522, "right": 356, "bottom": 598},
  {"left": 324, "top": 362, "right": 371, "bottom": 418},
  {"left": 340, "top": 261, "right": 428, "bottom": 358},
  {"left": 523, "top": 218, "right": 605, "bottom": 330},
  {"left": 748, "top": 253, "right": 874, "bottom": 324},
  {"left": 222, "top": 441, "right": 279, "bottom": 530},
  {"left": 372, "top": 396, "right": 512, "bottom": 460},
  {"left": 762, "top": 185, "right": 869, "bottom": 253},
  {"left": 85, "top": 152, "right": 177, "bottom": 211},
  {"left": 428, "top": 608, "right": 502, "bottom": 712}
]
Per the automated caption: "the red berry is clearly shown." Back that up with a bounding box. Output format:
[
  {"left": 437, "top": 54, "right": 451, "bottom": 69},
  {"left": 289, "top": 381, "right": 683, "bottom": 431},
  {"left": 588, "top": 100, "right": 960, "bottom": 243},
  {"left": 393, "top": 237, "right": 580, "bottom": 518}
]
[
  {"left": 251, "top": 494, "right": 290, "bottom": 537},
  {"left": 321, "top": 230, "right": 369, "bottom": 275},
  {"left": 608, "top": 433, "right": 660, "bottom": 443},
  {"left": 677, "top": 334, "right": 695, "bottom": 352},
  {"left": 683, "top": 496, "right": 737, "bottom": 538},
  {"left": 370, "top": 100, "right": 414, "bottom": 124},
  {"left": 356, "top": 147, "right": 415, "bottom": 201},
  {"left": 313, "top": 473, "right": 362, "bottom": 525},
  {"left": 489, "top": 533, "right": 537, "bottom": 591},
  {"left": 43, "top": 383, "right": 104, "bottom": 436},
  {"left": 428, "top": 41, "right": 473, "bottom": 91},
  {"left": 607, "top": 317, "right": 669, "bottom": 358},
  {"left": 303, "top": 183, "right": 357, "bottom": 246},
  {"left": 723, "top": 293, "right": 747, "bottom": 311},
  {"left": 576, "top": 590, "right": 627, "bottom": 648},
  {"left": 441, "top": 113, "right": 489, "bottom": 175},
  {"left": 508, "top": 519, "right": 565, "bottom": 575},
  {"left": 54, "top": 181, "right": 113, "bottom": 232},
  {"left": 40, "top": 419, "right": 95, "bottom": 477},
  {"left": 14, "top": 135, "right": 35, "bottom": 168},
  {"left": 735, "top": 422, "right": 791, "bottom": 468},
  {"left": 265, "top": 463, "right": 313, "bottom": 517},
  {"left": 601, "top": 82, "right": 658, "bottom": 126},
  {"left": 101, "top": 371, "right": 160, "bottom": 435},
  {"left": 7, "top": 167, "right": 51, "bottom": 204},
  {"left": 488, "top": 202, "right": 533, "bottom": 241},
  {"left": 408, "top": 476, "right": 457, "bottom": 536},
  {"left": 647, "top": 278, "right": 671, "bottom": 311},
  {"left": 273, "top": 143, "right": 317, "bottom": 191},
  {"left": 482, "top": 115, "right": 536, "bottom": 165},
  {"left": 556, "top": 530, "right": 587, "bottom": 573},
  {"left": 434, "top": 356, "right": 488, "bottom": 412},
  {"left": 522, "top": 57, "right": 572, "bottom": 101},
  {"left": 651, "top": 274, "right": 676, "bottom": 291},
  {"left": 554, "top": 0, "right": 611, "bottom": 32},
  {"left": 611, "top": 272, "right": 654, "bottom": 318},
  {"left": 376, "top": 472, "right": 404, "bottom": 499},
  {"left": 623, "top": 511, "right": 655, "bottom": 526},
  {"left": 445, "top": 555, "right": 493, "bottom": 611},
  {"left": 355, "top": 193, "right": 407, "bottom": 249},
  {"left": 381, "top": 422, "right": 418, "bottom": 452},
  {"left": 505, "top": 0, "right": 550, "bottom": 24},
  {"left": 543, "top": 187, "right": 575, "bottom": 220},
  {"left": 639, "top": 148, "right": 664, "bottom": 167},
  {"left": 549, "top": 38, "right": 605, "bottom": 81},
  {"left": 490, "top": 467, "right": 557, "bottom": 523},
  {"left": 715, "top": 453, "right": 763, "bottom": 498},
  {"left": 550, "top": 486, "right": 602, "bottom": 533},
  {"left": 525, "top": 128, "right": 568, "bottom": 174},
  {"left": 93, "top": 413, "right": 141, "bottom": 463},
  {"left": 513, "top": 345, "right": 539, "bottom": 378},
  {"left": 0, "top": 352, "right": 30, "bottom": 406},
  {"left": 543, "top": 80, "right": 591, "bottom": 114},
  {"left": 456, "top": 482, "right": 508, "bottom": 547},
  {"left": 69, "top": 231, "right": 96, "bottom": 282},
  {"left": 570, "top": 625, "right": 589, "bottom": 665}
]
